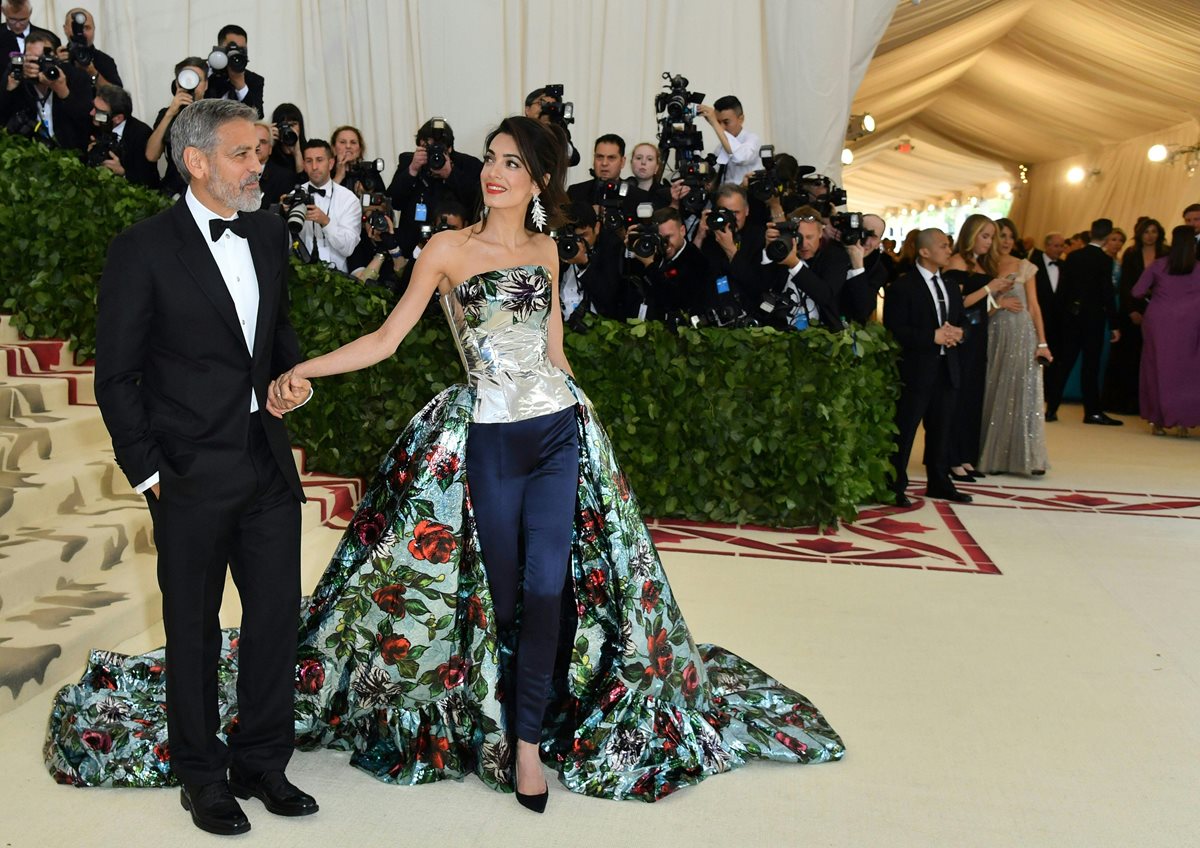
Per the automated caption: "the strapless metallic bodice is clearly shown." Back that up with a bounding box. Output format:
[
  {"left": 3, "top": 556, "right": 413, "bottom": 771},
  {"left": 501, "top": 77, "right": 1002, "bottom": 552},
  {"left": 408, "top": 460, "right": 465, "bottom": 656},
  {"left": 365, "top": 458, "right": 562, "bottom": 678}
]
[{"left": 440, "top": 265, "right": 576, "bottom": 423}]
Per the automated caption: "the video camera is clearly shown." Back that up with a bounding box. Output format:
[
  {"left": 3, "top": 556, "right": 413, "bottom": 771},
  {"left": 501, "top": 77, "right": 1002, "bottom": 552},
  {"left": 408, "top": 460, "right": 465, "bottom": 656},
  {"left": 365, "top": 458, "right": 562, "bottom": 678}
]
[
  {"left": 66, "top": 11, "right": 94, "bottom": 68},
  {"left": 539, "top": 84, "right": 575, "bottom": 127}
]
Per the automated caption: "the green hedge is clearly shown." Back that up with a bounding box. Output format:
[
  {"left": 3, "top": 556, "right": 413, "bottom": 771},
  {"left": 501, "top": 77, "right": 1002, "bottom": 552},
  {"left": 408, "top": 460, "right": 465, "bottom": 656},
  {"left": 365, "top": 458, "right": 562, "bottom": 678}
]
[{"left": 1, "top": 134, "right": 899, "bottom": 526}]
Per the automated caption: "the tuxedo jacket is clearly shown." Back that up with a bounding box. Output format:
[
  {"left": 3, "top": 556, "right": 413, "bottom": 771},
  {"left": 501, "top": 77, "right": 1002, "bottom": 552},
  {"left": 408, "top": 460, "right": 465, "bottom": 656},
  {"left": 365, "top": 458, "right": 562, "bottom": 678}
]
[
  {"left": 0, "top": 61, "right": 93, "bottom": 151},
  {"left": 1028, "top": 248, "right": 1063, "bottom": 326},
  {"left": 94, "top": 199, "right": 304, "bottom": 501},
  {"left": 883, "top": 269, "right": 965, "bottom": 389},
  {"left": 0, "top": 24, "right": 57, "bottom": 59},
  {"left": 205, "top": 69, "right": 265, "bottom": 118},
  {"left": 1059, "top": 244, "right": 1116, "bottom": 321}
]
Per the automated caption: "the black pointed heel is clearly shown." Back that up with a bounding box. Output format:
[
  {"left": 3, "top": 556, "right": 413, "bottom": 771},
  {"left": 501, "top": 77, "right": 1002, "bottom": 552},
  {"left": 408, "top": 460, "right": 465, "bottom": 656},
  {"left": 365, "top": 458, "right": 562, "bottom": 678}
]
[{"left": 516, "top": 789, "right": 548, "bottom": 813}]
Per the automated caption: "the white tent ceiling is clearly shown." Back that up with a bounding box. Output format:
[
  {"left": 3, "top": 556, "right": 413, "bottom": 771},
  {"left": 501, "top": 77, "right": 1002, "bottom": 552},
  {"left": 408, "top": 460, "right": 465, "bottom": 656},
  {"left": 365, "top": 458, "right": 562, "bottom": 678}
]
[{"left": 842, "top": 0, "right": 1200, "bottom": 214}]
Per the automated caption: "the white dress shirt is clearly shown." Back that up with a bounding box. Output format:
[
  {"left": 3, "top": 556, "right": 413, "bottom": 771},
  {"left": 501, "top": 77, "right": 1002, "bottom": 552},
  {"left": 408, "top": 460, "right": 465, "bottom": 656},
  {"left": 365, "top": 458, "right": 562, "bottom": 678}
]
[
  {"left": 916, "top": 263, "right": 950, "bottom": 355},
  {"left": 13, "top": 23, "right": 30, "bottom": 53},
  {"left": 296, "top": 178, "right": 361, "bottom": 272},
  {"left": 711, "top": 127, "right": 763, "bottom": 187},
  {"left": 1041, "top": 252, "right": 1061, "bottom": 293}
]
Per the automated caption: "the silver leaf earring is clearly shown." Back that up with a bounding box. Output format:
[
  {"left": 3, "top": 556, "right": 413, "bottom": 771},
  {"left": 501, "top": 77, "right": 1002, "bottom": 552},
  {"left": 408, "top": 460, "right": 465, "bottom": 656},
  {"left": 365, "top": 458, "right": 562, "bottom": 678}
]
[{"left": 530, "top": 194, "right": 547, "bottom": 232}]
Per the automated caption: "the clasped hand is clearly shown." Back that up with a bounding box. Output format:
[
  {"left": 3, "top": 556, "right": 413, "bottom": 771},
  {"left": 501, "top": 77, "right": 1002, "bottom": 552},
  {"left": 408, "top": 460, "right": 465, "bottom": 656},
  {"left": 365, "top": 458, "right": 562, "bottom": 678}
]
[{"left": 266, "top": 369, "right": 312, "bottom": 418}]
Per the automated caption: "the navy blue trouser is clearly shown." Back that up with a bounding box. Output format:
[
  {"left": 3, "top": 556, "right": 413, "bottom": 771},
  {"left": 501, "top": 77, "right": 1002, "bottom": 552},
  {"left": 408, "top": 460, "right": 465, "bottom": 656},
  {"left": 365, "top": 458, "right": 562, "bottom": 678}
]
[{"left": 466, "top": 405, "right": 579, "bottom": 744}]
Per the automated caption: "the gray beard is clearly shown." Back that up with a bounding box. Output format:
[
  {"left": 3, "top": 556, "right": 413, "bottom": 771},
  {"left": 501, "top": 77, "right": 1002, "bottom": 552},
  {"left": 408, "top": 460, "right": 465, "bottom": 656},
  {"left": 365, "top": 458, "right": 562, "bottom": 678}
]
[{"left": 210, "top": 171, "right": 263, "bottom": 213}]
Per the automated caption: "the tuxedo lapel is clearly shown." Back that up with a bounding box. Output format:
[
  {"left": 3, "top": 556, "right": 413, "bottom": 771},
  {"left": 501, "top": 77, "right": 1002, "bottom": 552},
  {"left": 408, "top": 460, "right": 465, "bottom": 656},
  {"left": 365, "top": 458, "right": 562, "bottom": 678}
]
[
  {"left": 248, "top": 216, "right": 279, "bottom": 365},
  {"left": 171, "top": 200, "right": 248, "bottom": 354}
]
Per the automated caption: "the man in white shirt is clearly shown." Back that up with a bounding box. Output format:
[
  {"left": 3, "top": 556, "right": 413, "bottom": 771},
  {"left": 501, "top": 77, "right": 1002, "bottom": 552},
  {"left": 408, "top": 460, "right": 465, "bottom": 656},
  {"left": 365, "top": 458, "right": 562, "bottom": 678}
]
[
  {"left": 290, "top": 138, "right": 361, "bottom": 272},
  {"left": 698, "top": 95, "right": 762, "bottom": 187}
]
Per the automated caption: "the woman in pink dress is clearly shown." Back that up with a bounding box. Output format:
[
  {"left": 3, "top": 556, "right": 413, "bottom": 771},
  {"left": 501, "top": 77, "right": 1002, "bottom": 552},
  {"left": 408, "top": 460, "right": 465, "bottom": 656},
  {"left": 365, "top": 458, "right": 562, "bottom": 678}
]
[{"left": 1133, "top": 226, "right": 1200, "bottom": 435}]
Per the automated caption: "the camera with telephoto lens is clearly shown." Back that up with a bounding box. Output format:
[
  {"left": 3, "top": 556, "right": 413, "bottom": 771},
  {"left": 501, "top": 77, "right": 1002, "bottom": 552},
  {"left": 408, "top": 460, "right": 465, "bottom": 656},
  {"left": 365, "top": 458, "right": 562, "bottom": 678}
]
[
  {"left": 87, "top": 111, "right": 123, "bottom": 167},
  {"left": 10, "top": 53, "right": 62, "bottom": 82},
  {"left": 67, "top": 11, "right": 94, "bottom": 68},
  {"left": 208, "top": 43, "right": 249, "bottom": 75},
  {"left": 707, "top": 205, "right": 739, "bottom": 234},
  {"left": 551, "top": 228, "right": 582, "bottom": 262},
  {"left": 346, "top": 156, "right": 386, "bottom": 191},
  {"left": 275, "top": 120, "right": 298, "bottom": 147},
  {"left": 831, "top": 211, "right": 867, "bottom": 245},
  {"left": 422, "top": 118, "right": 450, "bottom": 173},
  {"left": 283, "top": 185, "right": 315, "bottom": 234},
  {"left": 539, "top": 84, "right": 575, "bottom": 127},
  {"left": 765, "top": 218, "right": 802, "bottom": 262}
]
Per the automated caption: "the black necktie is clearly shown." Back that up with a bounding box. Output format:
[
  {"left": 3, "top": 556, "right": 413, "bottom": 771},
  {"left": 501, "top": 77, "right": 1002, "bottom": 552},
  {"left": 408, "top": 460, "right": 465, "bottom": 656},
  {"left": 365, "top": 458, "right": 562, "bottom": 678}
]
[
  {"left": 209, "top": 214, "right": 250, "bottom": 242},
  {"left": 931, "top": 274, "right": 947, "bottom": 325}
]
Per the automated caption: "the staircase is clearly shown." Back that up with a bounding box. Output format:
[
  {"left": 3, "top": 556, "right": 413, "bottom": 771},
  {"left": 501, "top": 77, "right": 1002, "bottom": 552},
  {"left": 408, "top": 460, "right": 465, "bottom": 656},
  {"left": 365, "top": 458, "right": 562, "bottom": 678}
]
[{"left": 0, "top": 316, "right": 358, "bottom": 713}]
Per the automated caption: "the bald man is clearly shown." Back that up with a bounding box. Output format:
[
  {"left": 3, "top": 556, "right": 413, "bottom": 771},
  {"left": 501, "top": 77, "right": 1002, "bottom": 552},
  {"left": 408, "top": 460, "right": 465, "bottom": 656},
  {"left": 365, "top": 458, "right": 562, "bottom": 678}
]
[{"left": 58, "top": 6, "right": 122, "bottom": 88}]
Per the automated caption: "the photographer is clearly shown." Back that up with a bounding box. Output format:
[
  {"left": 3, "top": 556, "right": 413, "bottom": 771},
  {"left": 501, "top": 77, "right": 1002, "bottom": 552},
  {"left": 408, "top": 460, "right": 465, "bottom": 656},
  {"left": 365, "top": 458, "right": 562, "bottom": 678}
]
[
  {"left": 524, "top": 85, "right": 580, "bottom": 167},
  {"left": 386, "top": 117, "right": 483, "bottom": 258},
  {"left": 567, "top": 134, "right": 653, "bottom": 218},
  {"left": 203, "top": 24, "right": 264, "bottom": 118},
  {"left": 331, "top": 125, "right": 385, "bottom": 195},
  {"left": 268, "top": 102, "right": 306, "bottom": 178},
  {"left": 626, "top": 206, "right": 713, "bottom": 320},
  {"left": 557, "top": 201, "right": 630, "bottom": 322},
  {"left": 253, "top": 119, "right": 299, "bottom": 207},
  {"left": 286, "top": 138, "right": 361, "bottom": 272},
  {"left": 368, "top": 200, "right": 470, "bottom": 301},
  {"left": 695, "top": 183, "right": 765, "bottom": 313},
  {"left": 840, "top": 213, "right": 889, "bottom": 324},
  {"left": 348, "top": 196, "right": 403, "bottom": 293},
  {"left": 755, "top": 206, "right": 847, "bottom": 331},
  {"left": 145, "top": 57, "right": 208, "bottom": 196},
  {"left": 0, "top": 31, "right": 91, "bottom": 152},
  {"left": 57, "top": 7, "right": 120, "bottom": 88},
  {"left": 698, "top": 95, "right": 762, "bottom": 187},
  {"left": 86, "top": 84, "right": 157, "bottom": 188}
]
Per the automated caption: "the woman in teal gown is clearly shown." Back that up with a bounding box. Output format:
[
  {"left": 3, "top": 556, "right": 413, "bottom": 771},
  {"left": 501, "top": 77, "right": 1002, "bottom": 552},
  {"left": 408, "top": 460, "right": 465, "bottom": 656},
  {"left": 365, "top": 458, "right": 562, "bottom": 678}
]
[{"left": 45, "top": 117, "right": 844, "bottom": 804}]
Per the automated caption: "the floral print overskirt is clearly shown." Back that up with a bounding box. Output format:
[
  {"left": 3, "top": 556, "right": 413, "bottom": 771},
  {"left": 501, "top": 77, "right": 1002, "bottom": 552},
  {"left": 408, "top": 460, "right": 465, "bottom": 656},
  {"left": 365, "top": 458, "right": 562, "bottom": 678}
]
[{"left": 44, "top": 383, "right": 845, "bottom": 800}]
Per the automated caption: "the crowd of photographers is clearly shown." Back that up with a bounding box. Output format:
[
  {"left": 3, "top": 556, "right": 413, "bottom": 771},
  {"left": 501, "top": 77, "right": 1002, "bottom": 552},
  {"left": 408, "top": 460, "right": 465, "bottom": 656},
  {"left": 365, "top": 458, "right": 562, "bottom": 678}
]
[{"left": 0, "top": 5, "right": 895, "bottom": 332}]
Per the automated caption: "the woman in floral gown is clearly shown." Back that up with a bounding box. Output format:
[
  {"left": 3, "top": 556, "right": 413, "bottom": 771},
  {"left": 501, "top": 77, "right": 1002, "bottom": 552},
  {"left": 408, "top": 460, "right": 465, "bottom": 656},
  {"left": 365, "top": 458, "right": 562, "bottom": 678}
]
[{"left": 45, "top": 117, "right": 844, "bottom": 807}]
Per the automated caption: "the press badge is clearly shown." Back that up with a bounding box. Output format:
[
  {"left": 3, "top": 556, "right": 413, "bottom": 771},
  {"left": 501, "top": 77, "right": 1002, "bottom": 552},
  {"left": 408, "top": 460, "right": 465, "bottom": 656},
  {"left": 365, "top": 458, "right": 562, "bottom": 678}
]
[
  {"left": 414, "top": 203, "right": 428, "bottom": 222},
  {"left": 792, "top": 310, "right": 809, "bottom": 330},
  {"left": 715, "top": 276, "right": 730, "bottom": 294}
]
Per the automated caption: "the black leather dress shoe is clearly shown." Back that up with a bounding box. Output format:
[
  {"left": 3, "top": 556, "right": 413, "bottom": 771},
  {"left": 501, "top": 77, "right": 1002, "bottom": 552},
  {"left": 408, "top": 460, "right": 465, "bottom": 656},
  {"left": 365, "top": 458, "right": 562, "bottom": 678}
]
[
  {"left": 229, "top": 768, "right": 319, "bottom": 817},
  {"left": 893, "top": 492, "right": 913, "bottom": 508},
  {"left": 181, "top": 780, "right": 251, "bottom": 836},
  {"left": 1045, "top": 412, "right": 1057, "bottom": 422},
  {"left": 949, "top": 470, "right": 975, "bottom": 482},
  {"left": 1083, "top": 413, "right": 1123, "bottom": 426},
  {"left": 925, "top": 487, "right": 973, "bottom": 504}
]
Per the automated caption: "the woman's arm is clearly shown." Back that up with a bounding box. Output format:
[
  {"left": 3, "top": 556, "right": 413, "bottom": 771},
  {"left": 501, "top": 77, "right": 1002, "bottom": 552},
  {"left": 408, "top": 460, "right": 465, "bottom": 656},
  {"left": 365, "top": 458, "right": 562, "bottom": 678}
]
[
  {"left": 286, "top": 231, "right": 458, "bottom": 381},
  {"left": 1024, "top": 275, "right": 1051, "bottom": 360},
  {"left": 1131, "top": 262, "right": 1156, "bottom": 301}
]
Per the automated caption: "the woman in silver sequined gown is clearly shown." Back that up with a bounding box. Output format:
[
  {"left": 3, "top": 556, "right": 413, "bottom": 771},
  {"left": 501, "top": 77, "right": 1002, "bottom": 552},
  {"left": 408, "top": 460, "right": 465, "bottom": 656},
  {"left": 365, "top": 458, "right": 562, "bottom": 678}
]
[{"left": 979, "top": 219, "right": 1053, "bottom": 475}]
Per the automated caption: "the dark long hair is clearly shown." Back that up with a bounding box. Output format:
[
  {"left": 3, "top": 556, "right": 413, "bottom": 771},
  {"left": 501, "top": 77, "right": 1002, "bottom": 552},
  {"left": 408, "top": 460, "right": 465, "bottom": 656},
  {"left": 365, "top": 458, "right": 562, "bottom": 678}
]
[
  {"left": 477, "top": 116, "right": 569, "bottom": 233},
  {"left": 995, "top": 217, "right": 1022, "bottom": 257},
  {"left": 1167, "top": 225, "right": 1197, "bottom": 275},
  {"left": 1132, "top": 216, "right": 1168, "bottom": 256},
  {"left": 269, "top": 103, "right": 307, "bottom": 169}
]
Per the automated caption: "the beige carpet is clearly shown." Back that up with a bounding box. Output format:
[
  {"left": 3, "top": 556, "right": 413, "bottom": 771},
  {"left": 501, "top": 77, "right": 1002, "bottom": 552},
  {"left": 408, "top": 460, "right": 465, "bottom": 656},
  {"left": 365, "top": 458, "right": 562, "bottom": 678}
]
[{"left": 2, "top": 319, "right": 1198, "bottom": 847}]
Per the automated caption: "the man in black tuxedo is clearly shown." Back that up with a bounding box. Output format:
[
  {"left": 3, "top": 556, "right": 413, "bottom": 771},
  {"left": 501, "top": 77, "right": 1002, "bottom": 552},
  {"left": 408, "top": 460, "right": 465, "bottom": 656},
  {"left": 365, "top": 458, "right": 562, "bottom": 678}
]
[
  {"left": 883, "top": 227, "right": 970, "bottom": 506},
  {"left": 0, "top": 31, "right": 91, "bottom": 151},
  {"left": 625, "top": 206, "right": 714, "bottom": 320},
  {"left": 204, "top": 24, "right": 265, "bottom": 119},
  {"left": 567, "top": 133, "right": 653, "bottom": 223},
  {"left": 1045, "top": 218, "right": 1122, "bottom": 425},
  {"left": 88, "top": 84, "right": 158, "bottom": 189},
  {"left": 557, "top": 200, "right": 631, "bottom": 320},
  {"left": 94, "top": 99, "right": 317, "bottom": 836},
  {"left": 1029, "top": 231, "right": 1067, "bottom": 393},
  {"left": 0, "top": 0, "right": 56, "bottom": 59},
  {"left": 755, "top": 209, "right": 847, "bottom": 330}
]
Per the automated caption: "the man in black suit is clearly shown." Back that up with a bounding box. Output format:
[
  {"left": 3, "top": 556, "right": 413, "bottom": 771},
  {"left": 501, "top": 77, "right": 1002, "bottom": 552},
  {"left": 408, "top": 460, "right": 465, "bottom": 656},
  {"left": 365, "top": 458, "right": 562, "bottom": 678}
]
[
  {"left": 755, "top": 209, "right": 847, "bottom": 331},
  {"left": 0, "top": 31, "right": 91, "bottom": 151},
  {"left": 626, "top": 206, "right": 714, "bottom": 320},
  {"left": 567, "top": 133, "right": 653, "bottom": 223},
  {"left": 94, "top": 99, "right": 317, "bottom": 836},
  {"left": 1029, "top": 231, "right": 1067, "bottom": 397},
  {"left": 387, "top": 117, "right": 483, "bottom": 258},
  {"left": 1045, "top": 218, "right": 1122, "bottom": 425},
  {"left": 696, "top": 183, "right": 765, "bottom": 320},
  {"left": 57, "top": 6, "right": 121, "bottom": 87},
  {"left": 0, "top": 0, "right": 57, "bottom": 59},
  {"left": 557, "top": 200, "right": 631, "bottom": 321},
  {"left": 883, "top": 227, "right": 971, "bottom": 506},
  {"left": 88, "top": 84, "right": 158, "bottom": 189},
  {"left": 204, "top": 24, "right": 265, "bottom": 119},
  {"left": 841, "top": 213, "right": 889, "bottom": 324}
]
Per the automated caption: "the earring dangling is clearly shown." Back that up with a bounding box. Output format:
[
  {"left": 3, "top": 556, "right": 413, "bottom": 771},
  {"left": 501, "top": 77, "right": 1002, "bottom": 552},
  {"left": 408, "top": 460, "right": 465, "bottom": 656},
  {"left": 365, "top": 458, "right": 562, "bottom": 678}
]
[{"left": 530, "top": 194, "right": 547, "bottom": 232}]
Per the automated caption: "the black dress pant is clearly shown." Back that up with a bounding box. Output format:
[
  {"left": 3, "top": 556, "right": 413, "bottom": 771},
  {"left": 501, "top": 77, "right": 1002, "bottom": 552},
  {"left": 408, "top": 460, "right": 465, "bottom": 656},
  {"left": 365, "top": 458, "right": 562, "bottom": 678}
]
[
  {"left": 1047, "top": 313, "right": 1106, "bottom": 417},
  {"left": 891, "top": 356, "right": 958, "bottom": 496},
  {"left": 148, "top": 412, "right": 302, "bottom": 785}
]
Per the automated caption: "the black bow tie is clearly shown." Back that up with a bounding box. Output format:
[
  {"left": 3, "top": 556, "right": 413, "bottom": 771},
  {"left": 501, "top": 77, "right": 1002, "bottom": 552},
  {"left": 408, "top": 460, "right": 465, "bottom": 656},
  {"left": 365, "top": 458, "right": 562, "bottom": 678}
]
[
  {"left": 1049, "top": 259, "right": 1061, "bottom": 266},
  {"left": 308, "top": 186, "right": 327, "bottom": 196},
  {"left": 209, "top": 214, "right": 251, "bottom": 242}
]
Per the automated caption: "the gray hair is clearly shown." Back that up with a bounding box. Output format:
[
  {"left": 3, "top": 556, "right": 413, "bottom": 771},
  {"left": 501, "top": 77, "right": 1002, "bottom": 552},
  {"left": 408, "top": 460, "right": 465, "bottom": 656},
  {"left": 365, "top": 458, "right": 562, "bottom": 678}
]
[{"left": 171, "top": 99, "right": 258, "bottom": 184}]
